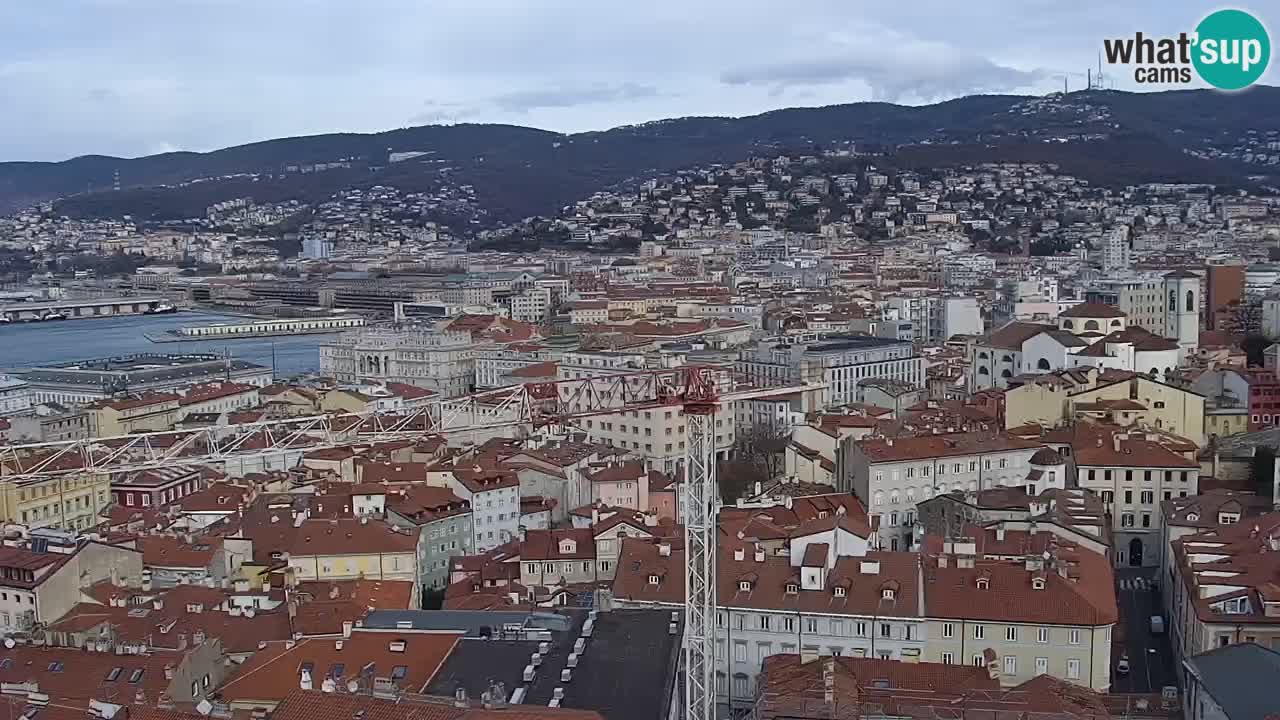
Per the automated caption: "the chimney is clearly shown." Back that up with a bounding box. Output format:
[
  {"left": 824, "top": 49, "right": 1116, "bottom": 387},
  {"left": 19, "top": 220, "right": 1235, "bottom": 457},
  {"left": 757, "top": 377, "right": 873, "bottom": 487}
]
[
  {"left": 1112, "top": 433, "right": 1122, "bottom": 452},
  {"left": 754, "top": 548, "right": 765, "bottom": 563},
  {"left": 591, "top": 508, "right": 600, "bottom": 526},
  {"left": 342, "top": 620, "right": 354, "bottom": 638},
  {"left": 995, "top": 527, "right": 1006, "bottom": 542},
  {"left": 163, "top": 665, "right": 174, "bottom": 680},
  {"left": 658, "top": 543, "right": 672, "bottom": 557}
]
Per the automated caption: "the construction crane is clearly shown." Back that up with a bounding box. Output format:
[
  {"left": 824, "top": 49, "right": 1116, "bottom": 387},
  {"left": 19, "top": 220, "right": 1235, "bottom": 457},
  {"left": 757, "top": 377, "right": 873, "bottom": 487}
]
[{"left": 0, "top": 365, "right": 816, "bottom": 720}]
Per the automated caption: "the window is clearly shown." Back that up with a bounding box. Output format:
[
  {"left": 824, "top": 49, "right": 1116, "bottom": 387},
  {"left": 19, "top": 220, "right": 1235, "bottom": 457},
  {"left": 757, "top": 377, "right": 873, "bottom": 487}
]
[
  {"left": 128, "top": 669, "right": 145, "bottom": 683},
  {"left": 972, "top": 655, "right": 984, "bottom": 667},
  {"left": 942, "top": 622, "right": 954, "bottom": 638},
  {"left": 734, "top": 642, "right": 747, "bottom": 663},
  {"left": 806, "top": 618, "right": 818, "bottom": 633},
  {"left": 1069, "top": 629, "right": 1081, "bottom": 645},
  {"left": 1066, "top": 658, "right": 1081, "bottom": 679},
  {"left": 732, "top": 674, "right": 748, "bottom": 697},
  {"left": 1141, "top": 491, "right": 1153, "bottom": 504},
  {"left": 783, "top": 617, "right": 796, "bottom": 632},
  {"left": 1006, "top": 626, "right": 1017, "bottom": 642},
  {"left": 760, "top": 615, "right": 771, "bottom": 631},
  {"left": 1003, "top": 656, "right": 1016, "bottom": 675},
  {"left": 1124, "top": 490, "right": 1133, "bottom": 504},
  {"left": 1142, "top": 514, "right": 1151, "bottom": 528},
  {"left": 1035, "top": 657, "right": 1048, "bottom": 675},
  {"left": 942, "top": 652, "right": 955, "bottom": 665},
  {"left": 106, "top": 667, "right": 123, "bottom": 682},
  {"left": 856, "top": 622, "right": 867, "bottom": 637},
  {"left": 1037, "top": 627, "right": 1049, "bottom": 643},
  {"left": 973, "top": 625, "right": 985, "bottom": 640}
]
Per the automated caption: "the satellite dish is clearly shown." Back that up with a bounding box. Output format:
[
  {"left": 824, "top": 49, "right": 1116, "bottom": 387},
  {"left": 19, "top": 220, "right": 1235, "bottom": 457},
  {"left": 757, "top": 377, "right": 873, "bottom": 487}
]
[
  {"left": 196, "top": 699, "right": 213, "bottom": 716},
  {"left": 3, "top": 638, "right": 14, "bottom": 649}
]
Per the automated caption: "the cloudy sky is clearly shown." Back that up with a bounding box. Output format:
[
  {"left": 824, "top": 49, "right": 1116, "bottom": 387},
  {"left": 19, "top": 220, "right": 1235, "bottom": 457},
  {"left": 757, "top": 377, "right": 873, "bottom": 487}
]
[{"left": 1, "top": 0, "right": 1275, "bottom": 161}]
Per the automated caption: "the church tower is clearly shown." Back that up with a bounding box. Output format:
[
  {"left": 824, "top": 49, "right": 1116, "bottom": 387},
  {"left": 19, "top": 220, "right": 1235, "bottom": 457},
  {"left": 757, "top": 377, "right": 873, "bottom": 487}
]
[{"left": 1164, "top": 270, "right": 1200, "bottom": 357}]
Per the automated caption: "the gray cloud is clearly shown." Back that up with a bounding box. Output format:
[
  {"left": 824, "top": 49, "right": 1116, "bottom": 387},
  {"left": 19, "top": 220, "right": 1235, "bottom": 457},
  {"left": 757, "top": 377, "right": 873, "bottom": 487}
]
[
  {"left": 489, "top": 83, "right": 660, "bottom": 113},
  {"left": 720, "top": 35, "right": 1045, "bottom": 102},
  {"left": 0, "top": 0, "right": 1269, "bottom": 161}
]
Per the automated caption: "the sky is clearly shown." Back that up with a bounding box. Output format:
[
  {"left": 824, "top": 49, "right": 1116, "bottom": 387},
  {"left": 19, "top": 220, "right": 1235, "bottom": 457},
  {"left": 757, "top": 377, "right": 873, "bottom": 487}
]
[{"left": 0, "top": 0, "right": 1276, "bottom": 162}]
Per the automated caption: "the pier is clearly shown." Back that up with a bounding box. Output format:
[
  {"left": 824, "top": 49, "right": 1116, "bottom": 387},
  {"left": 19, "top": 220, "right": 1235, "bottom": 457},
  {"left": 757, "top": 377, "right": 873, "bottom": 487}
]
[{"left": 0, "top": 297, "right": 170, "bottom": 322}]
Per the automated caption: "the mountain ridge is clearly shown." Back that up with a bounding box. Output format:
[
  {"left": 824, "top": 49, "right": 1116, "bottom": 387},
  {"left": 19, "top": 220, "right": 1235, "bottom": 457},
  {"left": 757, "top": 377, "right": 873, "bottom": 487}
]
[{"left": 2, "top": 87, "right": 1276, "bottom": 223}]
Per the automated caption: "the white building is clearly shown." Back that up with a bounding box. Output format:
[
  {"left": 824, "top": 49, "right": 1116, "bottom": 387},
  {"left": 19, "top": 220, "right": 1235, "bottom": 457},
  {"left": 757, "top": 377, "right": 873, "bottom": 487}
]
[
  {"left": 843, "top": 433, "right": 1046, "bottom": 551},
  {"left": 736, "top": 335, "right": 922, "bottom": 407},
  {"left": 1102, "top": 226, "right": 1131, "bottom": 271},
  {"left": 0, "top": 375, "right": 33, "bottom": 416},
  {"left": 320, "top": 327, "right": 477, "bottom": 397}
]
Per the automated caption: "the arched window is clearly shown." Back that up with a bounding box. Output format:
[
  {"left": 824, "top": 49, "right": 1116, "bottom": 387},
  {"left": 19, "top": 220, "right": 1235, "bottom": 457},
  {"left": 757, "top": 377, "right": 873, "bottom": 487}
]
[
  {"left": 1037, "top": 358, "right": 1051, "bottom": 370},
  {"left": 978, "top": 352, "right": 989, "bottom": 360},
  {"left": 1001, "top": 355, "right": 1013, "bottom": 363},
  {"left": 1186, "top": 290, "right": 1194, "bottom": 312},
  {"left": 1084, "top": 320, "right": 1100, "bottom": 331},
  {"left": 1001, "top": 369, "right": 1012, "bottom": 378},
  {"left": 1062, "top": 320, "right": 1074, "bottom": 329},
  {"left": 978, "top": 367, "right": 990, "bottom": 375},
  {"left": 1111, "top": 320, "right": 1122, "bottom": 327}
]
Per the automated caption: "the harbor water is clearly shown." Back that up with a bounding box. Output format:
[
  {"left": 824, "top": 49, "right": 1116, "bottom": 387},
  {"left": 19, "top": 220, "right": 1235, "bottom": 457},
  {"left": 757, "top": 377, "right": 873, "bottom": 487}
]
[{"left": 0, "top": 311, "right": 330, "bottom": 377}]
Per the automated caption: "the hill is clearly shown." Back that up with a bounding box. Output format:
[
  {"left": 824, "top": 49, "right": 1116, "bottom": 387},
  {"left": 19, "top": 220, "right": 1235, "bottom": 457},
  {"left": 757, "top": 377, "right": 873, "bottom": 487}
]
[{"left": 2, "top": 87, "right": 1277, "bottom": 223}]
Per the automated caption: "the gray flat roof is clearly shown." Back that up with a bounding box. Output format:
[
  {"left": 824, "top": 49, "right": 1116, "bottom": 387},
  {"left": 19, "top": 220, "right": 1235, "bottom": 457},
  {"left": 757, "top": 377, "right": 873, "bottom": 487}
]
[{"left": 1184, "top": 643, "right": 1280, "bottom": 720}]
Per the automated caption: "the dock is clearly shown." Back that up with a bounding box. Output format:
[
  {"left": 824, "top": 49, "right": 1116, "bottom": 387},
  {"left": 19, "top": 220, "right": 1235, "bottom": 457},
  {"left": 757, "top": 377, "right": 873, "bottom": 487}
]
[
  {"left": 0, "top": 297, "right": 170, "bottom": 322},
  {"left": 146, "top": 316, "right": 365, "bottom": 343}
]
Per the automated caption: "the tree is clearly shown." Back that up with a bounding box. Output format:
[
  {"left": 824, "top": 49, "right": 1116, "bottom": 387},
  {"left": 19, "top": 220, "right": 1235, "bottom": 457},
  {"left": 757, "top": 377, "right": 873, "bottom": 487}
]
[
  {"left": 717, "top": 424, "right": 790, "bottom": 504},
  {"left": 1241, "top": 333, "right": 1270, "bottom": 367},
  {"left": 1250, "top": 446, "right": 1275, "bottom": 500}
]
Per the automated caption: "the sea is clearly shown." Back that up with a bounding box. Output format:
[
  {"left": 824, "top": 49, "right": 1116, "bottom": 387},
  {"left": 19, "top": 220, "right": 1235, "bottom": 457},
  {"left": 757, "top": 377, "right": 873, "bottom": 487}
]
[{"left": 0, "top": 311, "right": 331, "bottom": 378}]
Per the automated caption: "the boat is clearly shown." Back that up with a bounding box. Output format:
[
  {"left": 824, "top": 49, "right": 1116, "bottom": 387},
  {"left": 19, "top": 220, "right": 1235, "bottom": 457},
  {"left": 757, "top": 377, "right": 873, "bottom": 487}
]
[
  {"left": 39, "top": 311, "right": 67, "bottom": 321},
  {"left": 0, "top": 316, "right": 10, "bottom": 324},
  {"left": 144, "top": 303, "right": 178, "bottom": 315}
]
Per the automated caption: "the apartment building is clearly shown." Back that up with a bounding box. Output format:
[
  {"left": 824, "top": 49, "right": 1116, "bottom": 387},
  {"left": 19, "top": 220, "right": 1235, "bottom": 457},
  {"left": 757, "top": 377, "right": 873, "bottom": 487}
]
[
  {"left": 447, "top": 465, "right": 520, "bottom": 553},
  {"left": 613, "top": 528, "right": 924, "bottom": 712},
  {"left": 1167, "top": 512, "right": 1280, "bottom": 671},
  {"left": 111, "top": 466, "right": 205, "bottom": 510},
  {"left": 386, "top": 485, "right": 473, "bottom": 591},
  {"left": 922, "top": 528, "right": 1117, "bottom": 691},
  {"left": 0, "top": 473, "right": 111, "bottom": 531},
  {"left": 736, "top": 335, "right": 923, "bottom": 407},
  {"left": 559, "top": 351, "right": 736, "bottom": 473},
  {"left": 1043, "top": 423, "right": 1199, "bottom": 567},
  {"left": 842, "top": 433, "right": 1045, "bottom": 551},
  {"left": 519, "top": 527, "right": 600, "bottom": 587},
  {"left": 284, "top": 518, "right": 419, "bottom": 597},
  {"left": 0, "top": 535, "right": 143, "bottom": 633},
  {"left": 1006, "top": 367, "right": 1205, "bottom": 446},
  {"left": 87, "top": 392, "right": 182, "bottom": 435}
]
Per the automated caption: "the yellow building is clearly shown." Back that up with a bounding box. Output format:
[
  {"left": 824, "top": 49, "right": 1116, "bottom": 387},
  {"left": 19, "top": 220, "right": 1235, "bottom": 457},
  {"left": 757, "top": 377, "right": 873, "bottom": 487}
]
[
  {"left": 283, "top": 518, "right": 419, "bottom": 605},
  {"left": 0, "top": 472, "right": 111, "bottom": 532},
  {"left": 86, "top": 392, "right": 181, "bottom": 436},
  {"left": 1005, "top": 368, "right": 1205, "bottom": 447},
  {"left": 1205, "top": 407, "right": 1248, "bottom": 439}
]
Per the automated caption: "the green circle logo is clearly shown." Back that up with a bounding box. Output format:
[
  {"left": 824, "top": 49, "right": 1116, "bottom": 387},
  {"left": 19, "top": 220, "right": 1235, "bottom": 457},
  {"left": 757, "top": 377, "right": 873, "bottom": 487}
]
[{"left": 1192, "top": 9, "right": 1271, "bottom": 90}]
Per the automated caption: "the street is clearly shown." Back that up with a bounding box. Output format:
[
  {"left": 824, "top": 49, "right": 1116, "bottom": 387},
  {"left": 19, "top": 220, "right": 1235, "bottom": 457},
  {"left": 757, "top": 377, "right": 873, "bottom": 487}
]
[{"left": 1111, "top": 567, "right": 1177, "bottom": 693}]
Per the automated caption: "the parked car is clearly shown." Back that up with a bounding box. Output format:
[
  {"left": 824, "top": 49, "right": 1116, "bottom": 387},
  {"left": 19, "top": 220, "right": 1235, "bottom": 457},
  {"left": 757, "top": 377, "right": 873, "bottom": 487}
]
[
  {"left": 1117, "top": 654, "right": 1130, "bottom": 675},
  {"left": 1150, "top": 615, "right": 1165, "bottom": 634}
]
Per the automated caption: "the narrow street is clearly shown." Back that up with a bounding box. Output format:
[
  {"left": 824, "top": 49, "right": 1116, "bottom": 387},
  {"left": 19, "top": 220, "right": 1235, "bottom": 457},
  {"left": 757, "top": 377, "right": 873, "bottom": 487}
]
[{"left": 1112, "top": 568, "right": 1177, "bottom": 693}]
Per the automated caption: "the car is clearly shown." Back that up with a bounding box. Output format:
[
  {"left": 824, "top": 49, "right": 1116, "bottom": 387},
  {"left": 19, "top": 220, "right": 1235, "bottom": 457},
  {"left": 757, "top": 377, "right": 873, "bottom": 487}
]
[
  {"left": 1117, "top": 654, "right": 1130, "bottom": 675},
  {"left": 1150, "top": 615, "right": 1165, "bottom": 634}
]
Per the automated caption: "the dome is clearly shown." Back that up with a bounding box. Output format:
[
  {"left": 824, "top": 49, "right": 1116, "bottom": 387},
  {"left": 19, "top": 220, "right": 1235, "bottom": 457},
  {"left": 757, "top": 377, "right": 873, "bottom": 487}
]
[{"left": 1030, "top": 448, "right": 1065, "bottom": 466}]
